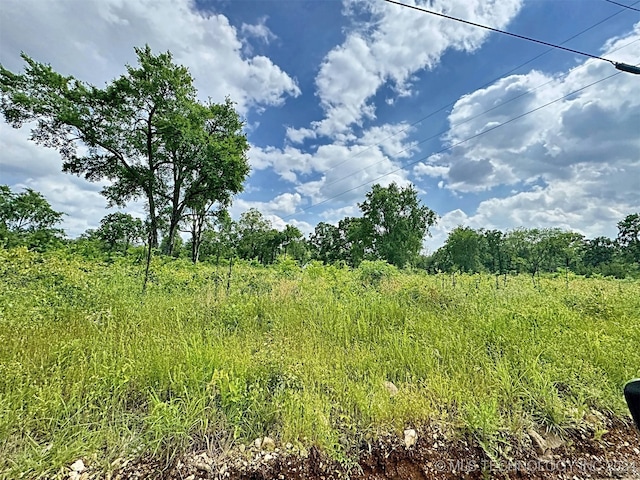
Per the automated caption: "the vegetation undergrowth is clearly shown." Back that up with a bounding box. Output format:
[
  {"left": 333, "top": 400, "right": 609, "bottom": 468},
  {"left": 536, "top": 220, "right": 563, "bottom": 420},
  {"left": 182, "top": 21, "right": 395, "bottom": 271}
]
[{"left": 1, "top": 248, "right": 639, "bottom": 478}]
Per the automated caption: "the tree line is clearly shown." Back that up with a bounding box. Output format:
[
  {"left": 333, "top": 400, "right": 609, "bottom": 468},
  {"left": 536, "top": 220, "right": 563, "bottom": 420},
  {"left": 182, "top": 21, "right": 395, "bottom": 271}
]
[
  {"left": 424, "top": 218, "right": 640, "bottom": 278},
  {"left": 2, "top": 182, "right": 638, "bottom": 278}
]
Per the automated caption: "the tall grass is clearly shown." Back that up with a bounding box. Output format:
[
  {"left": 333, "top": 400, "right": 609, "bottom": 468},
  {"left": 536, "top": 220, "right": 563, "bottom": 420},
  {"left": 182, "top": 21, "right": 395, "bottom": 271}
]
[{"left": 1, "top": 248, "right": 638, "bottom": 478}]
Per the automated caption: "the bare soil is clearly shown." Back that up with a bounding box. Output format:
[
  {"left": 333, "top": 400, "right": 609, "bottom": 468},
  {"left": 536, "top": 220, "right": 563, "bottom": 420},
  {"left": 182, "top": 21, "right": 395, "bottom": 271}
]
[{"left": 101, "top": 416, "right": 639, "bottom": 480}]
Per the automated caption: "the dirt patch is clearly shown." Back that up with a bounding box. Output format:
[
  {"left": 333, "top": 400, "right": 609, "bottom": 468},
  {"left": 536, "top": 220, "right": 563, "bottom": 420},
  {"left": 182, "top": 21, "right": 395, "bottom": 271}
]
[{"left": 100, "top": 416, "right": 639, "bottom": 480}]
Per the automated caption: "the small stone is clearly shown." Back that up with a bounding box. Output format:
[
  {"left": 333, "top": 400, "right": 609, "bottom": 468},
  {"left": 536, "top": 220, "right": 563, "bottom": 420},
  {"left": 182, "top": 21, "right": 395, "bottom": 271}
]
[
  {"left": 262, "top": 436, "right": 276, "bottom": 451},
  {"left": 264, "top": 453, "right": 273, "bottom": 462},
  {"left": 384, "top": 381, "right": 399, "bottom": 397},
  {"left": 404, "top": 428, "right": 417, "bottom": 448},
  {"left": 285, "top": 442, "right": 293, "bottom": 450},
  {"left": 71, "top": 460, "right": 86, "bottom": 473},
  {"left": 528, "top": 429, "right": 547, "bottom": 455},
  {"left": 545, "top": 432, "right": 564, "bottom": 450},
  {"left": 194, "top": 462, "right": 212, "bottom": 473},
  {"left": 185, "top": 476, "right": 195, "bottom": 480},
  {"left": 238, "top": 444, "right": 246, "bottom": 453},
  {"left": 254, "top": 437, "right": 263, "bottom": 450}
]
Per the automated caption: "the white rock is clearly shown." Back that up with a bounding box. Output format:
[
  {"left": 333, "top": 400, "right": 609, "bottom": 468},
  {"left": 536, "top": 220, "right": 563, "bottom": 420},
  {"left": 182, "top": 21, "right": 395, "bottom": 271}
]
[
  {"left": 262, "top": 436, "right": 276, "bottom": 451},
  {"left": 70, "top": 460, "right": 86, "bottom": 473},
  {"left": 404, "top": 428, "right": 417, "bottom": 448},
  {"left": 528, "top": 429, "right": 547, "bottom": 455},
  {"left": 384, "top": 381, "right": 399, "bottom": 397}
]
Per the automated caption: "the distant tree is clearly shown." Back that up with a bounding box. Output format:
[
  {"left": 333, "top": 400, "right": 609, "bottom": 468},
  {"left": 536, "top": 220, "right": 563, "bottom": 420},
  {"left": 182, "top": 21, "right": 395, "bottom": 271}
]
[
  {"left": 358, "top": 183, "right": 437, "bottom": 267},
  {"left": 442, "top": 226, "right": 486, "bottom": 273},
  {"left": 337, "top": 216, "right": 369, "bottom": 267},
  {"left": 582, "top": 236, "right": 616, "bottom": 269},
  {"left": 235, "top": 208, "right": 272, "bottom": 261},
  {"left": 0, "top": 185, "right": 64, "bottom": 250},
  {"left": 310, "top": 222, "right": 342, "bottom": 264},
  {"left": 96, "top": 212, "right": 145, "bottom": 253},
  {"left": 280, "top": 224, "right": 303, "bottom": 257},
  {"left": 483, "top": 229, "right": 509, "bottom": 274},
  {"left": 617, "top": 213, "right": 640, "bottom": 265}
]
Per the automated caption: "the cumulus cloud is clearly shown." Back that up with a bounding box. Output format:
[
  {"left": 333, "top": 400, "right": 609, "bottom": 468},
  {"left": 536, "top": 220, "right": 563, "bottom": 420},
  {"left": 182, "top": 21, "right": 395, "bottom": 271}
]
[
  {"left": 241, "top": 17, "right": 277, "bottom": 44},
  {"left": 234, "top": 192, "right": 304, "bottom": 217},
  {"left": 431, "top": 24, "right": 640, "bottom": 192},
  {"left": 250, "top": 122, "right": 416, "bottom": 207},
  {"left": 418, "top": 23, "right": 640, "bottom": 250},
  {"left": 311, "top": 0, "right": 523, "bottom": 137},
  {"left": 0, "top": 0, "right": 300, "bottom": 113}
]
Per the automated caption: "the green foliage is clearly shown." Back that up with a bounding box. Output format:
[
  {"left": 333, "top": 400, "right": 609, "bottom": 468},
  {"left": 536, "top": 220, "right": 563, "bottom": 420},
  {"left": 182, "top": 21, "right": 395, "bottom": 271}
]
[
  {"left": 0, "top": 47, "right": 249, "bottom": 253},
  {"left": 427, "top": 221, "right": 638, "bottom": 278},
  {"left": 617, "top": 213, "right": 640, "bottom": 266},
  {"left": 359, "top": 182, "right": 437, "bottom": 267},
  {"left": 357, "top": 260, "right": 398, "bottom": 286},
  {"left": 96, "top": 212, "right": 146, "bottom": 253},
  {"left": 0, "top": 185, "right": 64, "bottom": 250}
]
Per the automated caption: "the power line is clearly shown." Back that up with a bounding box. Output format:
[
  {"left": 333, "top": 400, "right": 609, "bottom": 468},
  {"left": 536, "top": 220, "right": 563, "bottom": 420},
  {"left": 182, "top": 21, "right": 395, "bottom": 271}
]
[
  {"left": 284, "top": 68, "right": 625, "bottom": 219},
  {"left": 384, "top": 0, "right": 640, "bottom": 74},
  {"left": 278, "top": 1, "right": 640, "bottom": 220},
  {"left": 314, "top": 0, "right": 640, "bottom": 183},
  {"left": 605, "top": 0, "right": 640, "bottom": 12},
  {"left": 318, "top": 37, "right": 639, "bottom": 192}
]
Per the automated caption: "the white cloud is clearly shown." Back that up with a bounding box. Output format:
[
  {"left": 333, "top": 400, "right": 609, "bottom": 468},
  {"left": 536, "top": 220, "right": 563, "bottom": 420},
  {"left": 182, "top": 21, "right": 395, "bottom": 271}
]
[
  {"left": 420, "top": 23, "right": 640, "bottom": 251},
  {"left": 251, "top": 123, "right": 416, "bottom": 206},
  {"left": 235, "top": 192, "right": 304, "bottom": 217},
  {"left": 241, "top": 17, "right": 277, "bottom": 45},
  {"left": 312, "top": 0, "right": 523, "bottom": 137},
  {"left": 0, "top": 0, "right": 300, "bottom": 113},
  {"left": 432, "top": 24, "right": 640, "bottom": 194},
  {"left": 413, "top": 163, "right": 449, "bottom": 179},
  {"left": 285, "top": 127, "right": 317, "bottom": 144}
]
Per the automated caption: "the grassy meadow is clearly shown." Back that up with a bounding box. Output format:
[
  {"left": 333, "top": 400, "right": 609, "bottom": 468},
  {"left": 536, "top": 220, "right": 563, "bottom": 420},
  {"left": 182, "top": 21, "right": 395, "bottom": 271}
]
[{"left": 1, "top": 247, "right": 639, "bottom": 478}]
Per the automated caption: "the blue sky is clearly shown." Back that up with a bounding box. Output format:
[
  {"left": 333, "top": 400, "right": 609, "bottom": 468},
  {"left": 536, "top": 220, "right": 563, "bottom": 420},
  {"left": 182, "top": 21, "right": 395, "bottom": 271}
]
[{"left": 1, "top": 0, "right": 639, "bottom": 252}]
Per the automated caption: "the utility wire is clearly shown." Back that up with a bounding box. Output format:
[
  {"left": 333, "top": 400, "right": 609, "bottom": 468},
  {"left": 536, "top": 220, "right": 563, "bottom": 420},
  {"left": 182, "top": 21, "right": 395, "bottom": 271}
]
[
  {"left": 384, "top": 0, "right": 640, "bottom": 74},
  {"left": 318, "top": 37, "right": 639, "bottom": 191},
  {"left": 605, "top": 0, "right": 640, "bottom": 12},
  {"left": 315, "top": 0, "right": 640, "bottom": 181},
  {"left": 284, "top": 67, "right": 626, "bottom": 219}
]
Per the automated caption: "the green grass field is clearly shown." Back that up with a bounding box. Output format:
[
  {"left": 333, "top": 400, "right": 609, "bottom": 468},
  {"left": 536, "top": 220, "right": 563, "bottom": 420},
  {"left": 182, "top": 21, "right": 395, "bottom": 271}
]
[{"left": 1, "top": 247, "right": 639, "bottom": 478}]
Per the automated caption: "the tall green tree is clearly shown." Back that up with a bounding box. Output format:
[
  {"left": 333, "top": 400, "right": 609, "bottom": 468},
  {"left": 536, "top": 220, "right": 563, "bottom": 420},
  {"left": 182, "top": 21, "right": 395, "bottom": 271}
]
[
  {"left": 0, "top": 47, "right": 249, "bottom": 250},
  {"left": 310, "top": 222, "right": 342, "bottom": 264},
  {"left": 235, "top": 208, "right": 272, "bottom": 261},
  {"left": 161, "top": 98, "right": 249, "bottom": 256},
  {"left": 337, "top": 216, "right": 368, "bottom": 267},
  {"left": 0, "top": 185, "right": 64, "bottom": 250},
  {"left": 358, "top": 183, "right": 437, "bottom": 267},
  {"left": 442, "top": 226, "right": 486, "bottom": 273},
  {"left": 483, "top": 229, "right": 509, "bottom": 274},
  {"left": 582, "top": 236, "right": 616, "bottom": 269}
]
